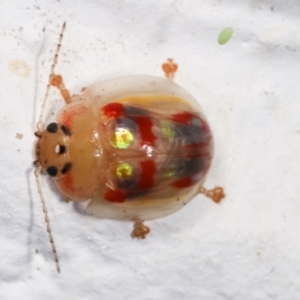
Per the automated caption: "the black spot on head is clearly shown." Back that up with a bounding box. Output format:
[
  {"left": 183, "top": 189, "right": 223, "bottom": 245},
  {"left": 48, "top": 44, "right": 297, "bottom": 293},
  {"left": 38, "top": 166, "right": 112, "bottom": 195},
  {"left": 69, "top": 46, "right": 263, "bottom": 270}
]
[
  {"left": 61, "top": 162, "right": 72, "bottom": 174},
  {"left": 58, "top": 145, "right": 66, "bottom": 154},
  {"left": 46, "top": 123, "right": 58, "bottom": 133},
  {"left": 61, "top": 125, "right": 71, "bottom": 136},
  {"left": 47, "top": 166, "right": 58, "bottom": 177}
]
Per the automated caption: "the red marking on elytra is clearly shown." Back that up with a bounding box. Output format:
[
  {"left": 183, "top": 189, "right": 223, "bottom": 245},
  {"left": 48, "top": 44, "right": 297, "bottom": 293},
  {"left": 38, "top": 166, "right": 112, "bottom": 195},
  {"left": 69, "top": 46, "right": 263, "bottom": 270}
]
[
  {"left": 171, "top": 111, "right": 195, "bottom": 125},
  {"left": 104, "top": 189, "right": 126, "bottom": 203},
  {"left": 133, "top": 116, "right": 156, "bottom": 146},
  {"left": 60, "top": 104, "right": 87, "bottom": 129},
  {"left": 138, "top": 160, "right": 156, "bottom": 190},
  {"left": 172, "top": 176, "right": 194, "bottom": 188},
  {"left": 201, "top": 119, "right": 211, "bottom": 134},
  {"left": 185, "top": 143, "right": 211, "bottom": 158},
  {"left": 171, "top": 111, "right": 211, "bottom": 134},
  {"left": 102, "top": 103, "right": 124, "bottom": 118}
]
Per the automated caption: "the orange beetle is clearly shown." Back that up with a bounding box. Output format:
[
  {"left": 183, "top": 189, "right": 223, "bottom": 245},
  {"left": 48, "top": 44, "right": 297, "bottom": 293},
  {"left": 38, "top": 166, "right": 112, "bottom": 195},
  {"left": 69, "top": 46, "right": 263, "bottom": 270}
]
[{"left": 34, "top": 24, "right": 224, "bottom": 272}]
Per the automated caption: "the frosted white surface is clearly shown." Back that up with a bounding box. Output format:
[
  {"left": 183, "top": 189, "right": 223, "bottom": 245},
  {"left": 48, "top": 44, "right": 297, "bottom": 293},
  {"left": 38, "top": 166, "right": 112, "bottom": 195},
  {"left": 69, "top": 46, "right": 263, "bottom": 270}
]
[{"left": 1, "top": 0, "right": 300, "bottom": 299}]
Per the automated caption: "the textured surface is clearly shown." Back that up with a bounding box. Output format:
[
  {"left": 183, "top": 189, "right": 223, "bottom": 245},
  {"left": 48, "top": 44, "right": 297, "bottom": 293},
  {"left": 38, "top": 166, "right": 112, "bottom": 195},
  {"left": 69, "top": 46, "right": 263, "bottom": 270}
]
[{"left": 1, "top": 0, "right": 300, "bottom": 299}]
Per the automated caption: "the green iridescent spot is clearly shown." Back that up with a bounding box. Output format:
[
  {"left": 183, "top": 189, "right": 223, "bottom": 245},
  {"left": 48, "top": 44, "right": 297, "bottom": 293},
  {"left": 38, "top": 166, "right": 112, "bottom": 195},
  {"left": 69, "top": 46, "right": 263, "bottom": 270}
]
[
  {"left": 116, "top": 162, "right": 133, "bottom": 178},
  {"left": 161, "top": 120, "right": 175, "bottom": 138},
  {"left": 218, "top": 27, "right": 233, "bottom": 45},
  {"left": 163, "top": 170, "right": 176, "bottom": 178},
  {"left": 111, "top": 128, "right": 134, "bottom": 149}
]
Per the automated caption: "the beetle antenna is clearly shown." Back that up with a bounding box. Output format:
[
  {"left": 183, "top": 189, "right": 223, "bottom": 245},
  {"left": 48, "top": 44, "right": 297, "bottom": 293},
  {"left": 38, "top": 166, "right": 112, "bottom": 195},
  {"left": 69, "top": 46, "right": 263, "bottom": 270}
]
[
  {"left": 37, "top": 22, "right": 66, "bottom": 132},
  {"left": 34, "top": 164, "right": 61, "bottom": 273}
]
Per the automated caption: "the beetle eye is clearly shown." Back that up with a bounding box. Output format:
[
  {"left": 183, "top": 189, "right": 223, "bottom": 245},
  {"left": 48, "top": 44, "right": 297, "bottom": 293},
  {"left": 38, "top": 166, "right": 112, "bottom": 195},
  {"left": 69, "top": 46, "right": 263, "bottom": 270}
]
[
  {"left": 47, "top": 166, "right": 58, "bottom": 177},
  {"left": 61, "top": 125, "right": 71, "bottom": 136},
  {"left": 46, "top": 123, "right": 58, "bottom": 133},
  {"left": 55, "top": 144, "right": 66, "bottom": 154},
  {"left": 61, "top": 162, "right": 72, "bottom": 174}
]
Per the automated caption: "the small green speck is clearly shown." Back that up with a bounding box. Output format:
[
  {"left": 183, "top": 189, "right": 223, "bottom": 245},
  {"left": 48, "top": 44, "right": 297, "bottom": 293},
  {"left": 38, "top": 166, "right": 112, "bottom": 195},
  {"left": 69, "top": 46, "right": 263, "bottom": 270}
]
[
  {"left": 161, "top": 120, "right": 175, "bottom": 138},
  {"left": 218, "top": 27, "right": 233, "bottom": 45},
  {"left": 163, "top": 170, "right": 176, "bottom": 178}
]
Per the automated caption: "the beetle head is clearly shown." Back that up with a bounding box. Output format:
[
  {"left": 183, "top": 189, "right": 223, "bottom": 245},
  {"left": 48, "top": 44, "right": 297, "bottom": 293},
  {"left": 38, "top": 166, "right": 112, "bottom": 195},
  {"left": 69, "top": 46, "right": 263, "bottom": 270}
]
[{"left": 35, "top": 122, "right": 72, "bottom": 177}]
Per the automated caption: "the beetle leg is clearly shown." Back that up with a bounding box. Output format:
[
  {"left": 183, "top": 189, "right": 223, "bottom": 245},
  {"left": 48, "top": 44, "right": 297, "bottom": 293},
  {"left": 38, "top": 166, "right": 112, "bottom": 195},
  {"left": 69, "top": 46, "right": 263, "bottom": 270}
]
[
  {"left": 131, "top": 221, "right": 150, "bottom": 239},
  {"left": 162, "top": 58, "right": 178, "bottom": 81},
  {"left": 198, "top": 186, "right": 225, "bottom": 203},
  {"left": 50, "top": 74, "right": 71, "bottom": 104}
]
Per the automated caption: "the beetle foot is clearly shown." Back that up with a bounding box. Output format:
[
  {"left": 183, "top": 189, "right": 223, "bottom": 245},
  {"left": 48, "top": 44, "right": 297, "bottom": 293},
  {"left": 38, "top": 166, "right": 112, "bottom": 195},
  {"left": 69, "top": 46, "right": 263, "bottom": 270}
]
[
  {"left": 199, "top": 186, "right": 225, "bottom": 203},
  {"left": 162, "top": 58, "right": 178, "bottom": 81},
  {"left": 132, "top": 221, "right": 150, "bottom": 239}
]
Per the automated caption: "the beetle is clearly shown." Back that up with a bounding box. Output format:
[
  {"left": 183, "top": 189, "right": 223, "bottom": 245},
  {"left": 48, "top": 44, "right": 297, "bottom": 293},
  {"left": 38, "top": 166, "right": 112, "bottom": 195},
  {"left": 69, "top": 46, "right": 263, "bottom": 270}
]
[{"left": 34, "top": 23, "right": 224, "bottom": 272}]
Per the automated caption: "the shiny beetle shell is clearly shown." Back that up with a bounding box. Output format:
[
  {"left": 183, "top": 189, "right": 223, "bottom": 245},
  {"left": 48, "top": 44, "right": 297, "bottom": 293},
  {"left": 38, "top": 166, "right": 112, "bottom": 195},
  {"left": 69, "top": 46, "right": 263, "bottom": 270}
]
[{"left": 36, "top": 75, "right": 214, "bottom": 223}]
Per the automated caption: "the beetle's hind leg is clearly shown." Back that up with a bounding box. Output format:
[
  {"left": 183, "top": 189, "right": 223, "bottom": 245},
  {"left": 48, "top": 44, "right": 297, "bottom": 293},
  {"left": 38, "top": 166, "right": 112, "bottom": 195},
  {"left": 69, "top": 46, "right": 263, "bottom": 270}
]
[
  {"left": 162, "top": 58, "right": 178, "bottom": 81},
  {"left": 198, "top": 186, "right": 225, "bottom": 203},
  {"left": 132, "top": 221, "right": 150, "bottom": 239},
  {"left": 50, "top": 74, "right": 71, "bottom": 104}
]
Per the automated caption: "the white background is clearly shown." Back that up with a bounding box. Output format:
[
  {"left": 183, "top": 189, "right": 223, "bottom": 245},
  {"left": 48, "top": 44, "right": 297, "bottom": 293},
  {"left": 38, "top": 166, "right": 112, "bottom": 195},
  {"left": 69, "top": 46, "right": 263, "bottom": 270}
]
[{"left": 1, "top": 0, "right": 300, "bottom": 299}]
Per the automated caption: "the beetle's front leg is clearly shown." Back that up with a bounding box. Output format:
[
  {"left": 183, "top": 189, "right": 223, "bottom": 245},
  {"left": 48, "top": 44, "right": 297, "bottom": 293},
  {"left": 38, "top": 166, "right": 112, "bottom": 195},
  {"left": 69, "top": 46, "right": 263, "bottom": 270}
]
[
  {"left": 162, "top": 58, "right": 178, "bottom": 81},
  {"left": 50, "top": 74, "right": 71, "bottom": 104},
  {"left": 132, "top": 221, "right": 150, "bottom": 239}
]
